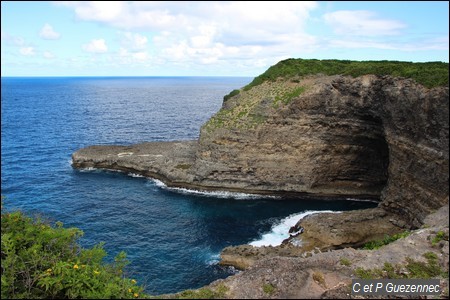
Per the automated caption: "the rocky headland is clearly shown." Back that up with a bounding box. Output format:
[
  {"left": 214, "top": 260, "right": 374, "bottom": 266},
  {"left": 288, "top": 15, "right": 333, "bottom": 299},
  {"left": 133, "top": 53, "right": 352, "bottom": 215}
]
[{"left": 72, "top": 59, "right": 449, "bottom": 298}]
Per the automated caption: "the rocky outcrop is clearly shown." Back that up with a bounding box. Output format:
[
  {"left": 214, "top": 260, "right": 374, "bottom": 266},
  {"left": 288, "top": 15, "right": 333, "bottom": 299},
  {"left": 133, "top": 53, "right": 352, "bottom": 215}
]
[
  {"left": 193, "top": 75, "right": 449, "bottom": 226},
  {"left": 167, "top": 204, "right": 449, "bottom": 299},
  {"left": 72, "top": 73, "right": 448, "bottom": 224},
  {"left": 220, "top": 208, "right": 407, "bottom": 270}
]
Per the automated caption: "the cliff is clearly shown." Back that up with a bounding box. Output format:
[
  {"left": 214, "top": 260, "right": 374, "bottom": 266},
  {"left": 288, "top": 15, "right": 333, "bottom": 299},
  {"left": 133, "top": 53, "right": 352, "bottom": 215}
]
[
  {"left": 193, "top": 69, "right": 448, "bottom": 226},
  {"left": 73, "top": 60, "right": 448, "bottom": 227},
  {"left": 72, "top": 59, "right": 449, "bottom": 297}
]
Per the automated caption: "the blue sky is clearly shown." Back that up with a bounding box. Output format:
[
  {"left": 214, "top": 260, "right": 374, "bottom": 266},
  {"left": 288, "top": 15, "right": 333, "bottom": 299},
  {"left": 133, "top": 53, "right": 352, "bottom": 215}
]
[{"left": 1, "top": 1, "right": 448, "bottom": 77}]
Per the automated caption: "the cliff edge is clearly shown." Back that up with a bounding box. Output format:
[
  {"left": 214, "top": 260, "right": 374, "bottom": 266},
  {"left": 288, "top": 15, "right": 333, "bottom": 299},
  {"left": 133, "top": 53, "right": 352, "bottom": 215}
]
[{"left": 74, "top": 60, "right": 448, "bottom": 226}]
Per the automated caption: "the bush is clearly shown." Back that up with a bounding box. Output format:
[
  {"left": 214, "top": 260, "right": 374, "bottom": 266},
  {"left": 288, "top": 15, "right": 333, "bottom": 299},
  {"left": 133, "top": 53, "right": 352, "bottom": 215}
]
[
  {"left": 1, "top": 207, "right": 148, "bottom": 299},
  {"left": 243, "top": 59, "right": 448, "bottom": 90},
  {"left": 354, "top": 252, "right": 446, "bottom": 280},
  {"left": 223, "top": 89, "right": 240, "bottom": 102},
  {"left": 362, "top": 231, "right": 411, "bottom": 250}
]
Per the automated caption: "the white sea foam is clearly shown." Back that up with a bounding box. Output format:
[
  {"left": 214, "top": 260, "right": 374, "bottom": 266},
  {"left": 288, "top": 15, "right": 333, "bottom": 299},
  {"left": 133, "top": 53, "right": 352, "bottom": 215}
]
[
  {"left": 78, "top": 167, "right": 98, "bottom": 172},
  {"left": 206, "top": 253, "right": 220, "bottom": 265},
  {"left": 148, "top": 179, "right": 279, "bottom": 199},
  {"left": 345, "top": 197, "right": 379, "bottom": 203},
  {"left": 128, "top": 173, "right": 144, "bottom": 178},
  {"left": 249, "top": 210, "right": 342, "bottom": 247}
]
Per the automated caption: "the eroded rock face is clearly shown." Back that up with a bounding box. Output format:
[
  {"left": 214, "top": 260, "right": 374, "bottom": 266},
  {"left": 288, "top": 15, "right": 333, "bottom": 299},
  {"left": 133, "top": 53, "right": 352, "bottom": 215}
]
[
  {"left": 71, "top": 74, "right": 449, "bottom": 226},
  {"left": 194, "top": 75, "right": 449, "bottom": 225}
]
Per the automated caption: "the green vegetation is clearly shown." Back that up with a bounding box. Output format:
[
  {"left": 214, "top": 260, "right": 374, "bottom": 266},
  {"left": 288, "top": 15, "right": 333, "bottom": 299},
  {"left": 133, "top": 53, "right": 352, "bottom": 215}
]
[
  {"left": 262, "top": 283, "right": 276, "bottom": 295},
  {"left": 354, "top": 252, "right": 447, "bottom": 280},
  {"left": 223, "top": 89, "right": 240, "bottom": 102},
  {"left": 175, "top": 163, "right": 192, "bottom": 170},
  {"left": 169, "top": 284, "right": 229, "bottom": 299},
  {"left": 243, "top": 58, "right": 448, "bottom": 90},
  {"left": 312, "top": 271, "right": 327, "bottom": 288},
  {"left": 339, "top": 258, "right": 352, "bottom": 267},
  {"left": 1, "top": 206, "right": 149, "bottom": 299},
  {"left": 431, "top": 230, "right": 448, "bottom": 246},
  {"left": 362, "top": 231, "right": 411, "bottom": 250},
  {"left": 273, "top": 86, "right": 306, "bottom": 108}
]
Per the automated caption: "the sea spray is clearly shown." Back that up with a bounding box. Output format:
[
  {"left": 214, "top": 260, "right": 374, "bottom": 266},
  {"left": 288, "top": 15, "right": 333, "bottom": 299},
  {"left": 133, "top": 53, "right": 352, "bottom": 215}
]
[
  {"left": 249, "top": 210, "right": 342, "bottom": 247},
  {"left": 149, "top": 178, "right": 280, "bottom": 200}
]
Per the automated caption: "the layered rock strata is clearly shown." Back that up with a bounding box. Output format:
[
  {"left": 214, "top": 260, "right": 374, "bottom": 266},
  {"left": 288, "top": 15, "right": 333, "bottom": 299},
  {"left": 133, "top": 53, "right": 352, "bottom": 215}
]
[{"left": 72, "top": 74, "right": 449, "bottom": 227}]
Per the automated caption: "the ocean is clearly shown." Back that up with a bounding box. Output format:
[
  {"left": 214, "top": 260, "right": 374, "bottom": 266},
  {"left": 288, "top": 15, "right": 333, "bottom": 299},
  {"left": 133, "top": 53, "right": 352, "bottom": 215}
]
[{"left": 1, "top": 77, "right": 376, "bottom": 294}]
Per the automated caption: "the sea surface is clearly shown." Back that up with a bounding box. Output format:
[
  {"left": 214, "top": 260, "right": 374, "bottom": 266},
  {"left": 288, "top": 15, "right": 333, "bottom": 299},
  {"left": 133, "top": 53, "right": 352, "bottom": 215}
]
[{"left": 1, "top": 77, "right": 376, "bottom": 294}]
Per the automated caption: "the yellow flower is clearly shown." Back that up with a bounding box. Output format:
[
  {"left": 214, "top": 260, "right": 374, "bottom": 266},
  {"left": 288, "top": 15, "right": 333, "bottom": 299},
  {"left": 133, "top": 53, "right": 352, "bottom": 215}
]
[
  {"left": 133, "top": 293, "right": 139, "bottom": 298},
  {"left": 46, "top": 268, "right": 52, "bottom": 273},
  {"left": 73, "top": 264, "right": 79, "bottom": 269},
  {"left": 128, "top": 289, "right": 132, "bottom": 293},
  {"left": 131, "top": 279, "right": 137, "bottom": 284}
]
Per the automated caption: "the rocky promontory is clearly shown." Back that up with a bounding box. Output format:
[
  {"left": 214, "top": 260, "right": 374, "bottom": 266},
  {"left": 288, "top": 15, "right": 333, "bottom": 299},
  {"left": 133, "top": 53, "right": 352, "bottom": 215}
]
[
  {"left": 72, "top": 59, "right": 449, "bottom": 298},
  {"left": 73, "top": 60, "right": 448, "bottom": 226}
]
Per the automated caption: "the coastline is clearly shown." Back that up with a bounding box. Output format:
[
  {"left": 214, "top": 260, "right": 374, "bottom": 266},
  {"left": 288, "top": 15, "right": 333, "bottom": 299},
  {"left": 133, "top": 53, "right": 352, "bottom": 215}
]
[{"left": 71, "top": 140, "right": 381, "bottom": 202}]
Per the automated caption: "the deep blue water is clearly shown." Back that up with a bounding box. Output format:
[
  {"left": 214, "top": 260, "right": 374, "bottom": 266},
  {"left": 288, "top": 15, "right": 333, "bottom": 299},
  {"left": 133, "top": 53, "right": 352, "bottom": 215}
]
[{"left": 1, "top": 77, "right": 376, "bottom": 294}]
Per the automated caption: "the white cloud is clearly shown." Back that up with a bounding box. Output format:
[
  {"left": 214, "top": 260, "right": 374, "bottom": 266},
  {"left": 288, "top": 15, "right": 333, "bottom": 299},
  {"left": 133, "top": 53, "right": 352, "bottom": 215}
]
[
  {"left": 324, "top": 10, "right": 407, "bottom": 36},
  {"left": 132, "top": 51, "right": 149, "bottom": 61},
  {"left": 43, "top": 51, "right": 55, "bottom": 59},
  {"left": 82, "top": 39, "right": 108, "bottom": 53},
  {"left": 57, "top": 1, "right": 319, "bottom": 69},
  {"left": 1, "top": 30, "right": 25, "bottom": 46},
  {"left": 39, "top": 23, "right": 61, "bottom": 40},
  {"left": 19, "top": 47, "right": 35, "bottom": 56},
  {"left": 328, "top": 36, "right": 449, "bottom": 52},
  {"left": 118, "top": 32, "right": 148, "bottom": 50},
  {"left": 66, "top": 1, "right": 124, "bottom": 22}
]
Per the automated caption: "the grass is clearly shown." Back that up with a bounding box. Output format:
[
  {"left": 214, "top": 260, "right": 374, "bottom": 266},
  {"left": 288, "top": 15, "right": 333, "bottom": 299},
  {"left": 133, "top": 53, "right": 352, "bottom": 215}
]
[
  {"left": 164, "top": 284, "right": 229, "bottom": 299},
  {"left": 312, "top": 271, "right": 327, "bottom": 288},
  {"left": 339, "top": 258, "right": 352, "bottom": 267},
  {"left": 354, "top": 252, "right": 447, "bottom": 280},
  {"left": 362, "top": 231, "right": 411, "bottom": 250},
  {"left": 243, "top": 58, "right": 449, "bottom": 90},
  {"left": 223, "top": 89, "right": 240, "bottom": 102},
  {"left": 262, "top": 283, "right": 276, "bottom": 295},
  {"left": 273, "top": 86, "right": 306, "bottom": 108},
  {"left": 431, "top": 230, "right": 448, "bottom": 246},
  {"left": 175, "top": 164, "right": 192, "bottom": 170}
]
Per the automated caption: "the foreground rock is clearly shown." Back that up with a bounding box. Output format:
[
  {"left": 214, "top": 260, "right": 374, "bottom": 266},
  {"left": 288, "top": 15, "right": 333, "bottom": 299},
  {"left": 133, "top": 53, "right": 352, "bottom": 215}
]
[
  {"left": 220, "top": 208, "right": 407, "bottom": 270},
  {"left": 167, "top": 205, "right": 449, "bottom": 299}
]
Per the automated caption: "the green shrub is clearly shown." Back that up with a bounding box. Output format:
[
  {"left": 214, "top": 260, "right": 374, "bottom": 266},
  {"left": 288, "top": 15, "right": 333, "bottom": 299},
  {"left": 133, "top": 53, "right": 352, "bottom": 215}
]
[
  {"left": 312, "top": 271, "right": 327, "bottom": 288},
  {"left": 354, "top": 252, "right": 446, "bottom": 280},
  {"left": 262, "top": 283, "right": 276, "bottom": 295},
  {"left": 339, "top": 258, "right": 352, "bottom": 266},
  {"left": 223, "top": 89, "right": 240, "bottom": 102},
  {"left": 362, "top": 231, "right": 411, "bottom": 250},
  {"left": 170, "top": 284, "right": 229, "bottom": 299},
  {"left": 243, "top": 59, "right": 448, "bottom": 90},
  {"left": 1, "top": 207, "right": 148, "bottom": 299},
  {"left": 431, "top": 230, "right": 448, "bottom": 246}
]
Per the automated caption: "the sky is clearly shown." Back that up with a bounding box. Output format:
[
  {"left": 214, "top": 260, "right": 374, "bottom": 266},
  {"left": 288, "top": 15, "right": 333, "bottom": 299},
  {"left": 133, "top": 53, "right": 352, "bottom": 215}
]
[{"left": 1, "top": 1, "right": 448, "bottom": 77}]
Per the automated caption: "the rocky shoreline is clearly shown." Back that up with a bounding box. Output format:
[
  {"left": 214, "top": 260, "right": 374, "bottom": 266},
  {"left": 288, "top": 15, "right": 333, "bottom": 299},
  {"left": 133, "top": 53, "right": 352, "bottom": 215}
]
[{"left": 71, "top": 140, "right": 381, "bottom": 200}]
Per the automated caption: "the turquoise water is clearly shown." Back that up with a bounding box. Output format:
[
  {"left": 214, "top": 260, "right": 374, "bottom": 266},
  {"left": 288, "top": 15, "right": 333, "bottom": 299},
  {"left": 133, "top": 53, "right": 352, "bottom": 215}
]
[{"left": 1, "top": 77, "right": 376, "bottom": 294}]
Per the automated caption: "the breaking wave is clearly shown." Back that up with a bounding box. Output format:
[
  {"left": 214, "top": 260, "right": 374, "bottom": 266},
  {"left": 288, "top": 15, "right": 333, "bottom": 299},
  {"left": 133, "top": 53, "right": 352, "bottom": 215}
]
[
  {"left": 249, "top": 210, "right": 342, "bottom": 247},
  {"left": 149, "top": 179, "right": 280, "bottom": 200}
]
